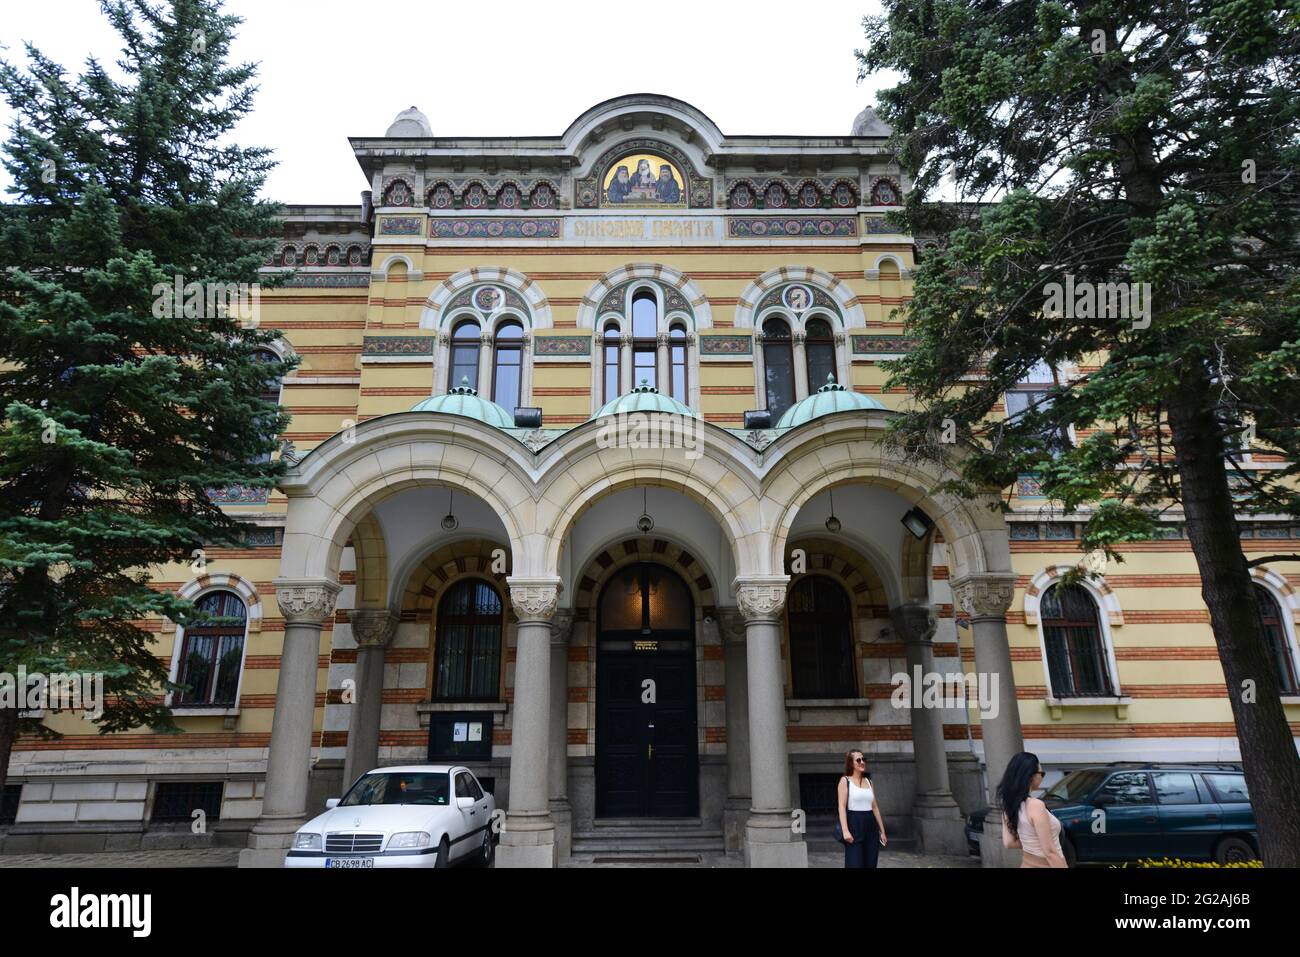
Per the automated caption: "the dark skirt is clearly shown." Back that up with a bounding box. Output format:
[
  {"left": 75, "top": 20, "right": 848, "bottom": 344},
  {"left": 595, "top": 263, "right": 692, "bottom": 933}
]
[{"left": 844, "top": 809, "right": 880, "bottom": 869}]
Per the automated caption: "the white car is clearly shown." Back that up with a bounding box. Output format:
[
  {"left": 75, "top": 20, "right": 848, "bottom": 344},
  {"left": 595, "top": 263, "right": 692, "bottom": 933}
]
[{"left": 285, "top": 765, "right": 496, "bottom": 868}]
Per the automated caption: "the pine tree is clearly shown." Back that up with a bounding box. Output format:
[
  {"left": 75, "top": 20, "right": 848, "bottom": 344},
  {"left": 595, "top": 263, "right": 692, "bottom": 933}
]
[
  {"left": 0, "top": 0, "right": 294, "bottom": 793},
  {"left": 859, "top": 1, "right": 1300, "bottom": 864}
]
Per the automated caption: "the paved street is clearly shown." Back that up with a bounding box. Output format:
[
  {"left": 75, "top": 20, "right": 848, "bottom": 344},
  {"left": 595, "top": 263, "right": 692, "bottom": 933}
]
[{"left": 0, "top": 847, "right": 978, "bottom": 869}]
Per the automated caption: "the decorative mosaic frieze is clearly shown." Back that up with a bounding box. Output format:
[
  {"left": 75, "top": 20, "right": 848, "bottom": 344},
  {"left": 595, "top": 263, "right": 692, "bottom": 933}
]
[
  {"left": 270, "top": 242, "right": 369, "bottom": 268},
  {"left": 428, "top": 218, "right": 561, "bottom": 239},
  {"left": 446, "top": 284, "right": 530, "bottom": 319},
  {"left": 756, "top": 283, "right": 842, "bottom": 321},
  {"left": 362, "top": 336, "right": 435, "bottom": 357},
  {"left": 864, "top": 215, "right": 905, "bottom": 235},
  {"left": 725, "top": 216, "right": 857, "bottom": 238},
  {"left": 575, "top": 138, "right": 713, "bottom": 209},
  {"left": 851, "top": 335, "right": 918, "bottom": 355},
  {"left": 725, "top": 177, "right": 860, "bottom": 210},
  {"left": 207, "top": 485, "right": 270, "bottom": 505},
  {"left": 424, "top": 178, "right": 559, "bottom": 210},
  {"left": 281, "top": 274, "right": 370, "bottom": 288},
  {"left": 377, "top": 216, "right": 424, "bottom": 236},
  {"left": 534, "top": 336, "right": 592, "bottom": 357},
  {"left": 699, "top": 335, "right": 753, "bottom": 356},
  {"left": 596, "top": 278, "right": 695, "bottom": 323}
]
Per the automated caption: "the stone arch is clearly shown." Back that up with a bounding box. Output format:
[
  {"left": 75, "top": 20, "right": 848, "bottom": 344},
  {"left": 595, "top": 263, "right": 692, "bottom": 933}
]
[
  {"left": 762, "top": 418, "right": 1009, "bottom": 583},
  {"left": 173, "top": 571, "right": 263, "bottom": 634},
  {"left": 898, "top": 525, "right": 934, "bottom": 603},
  {"left": 784, "top": 536, "right": 892, "bottom": 618},
  {"left": 420, "top": 266, "right": 553, "bottom": 331},
  {"left": 277, "top": 415, "right": 537, "bottom": 587},
  {"left": 347, "top": 512, "right": 389, "bottom": 610},
  {"left": 867, "top": 253, "right": 906, "bottom": 281},
  {"left": 1250, "top": 565, "right": 1300, "bottom": 624},
  {"left": 575, "top": 263, "right": 713, "bottom": 331},
  {"left": 533, "top": 423, "right": 763, "bottom": 581},
  {"left": 372, "top": 253, "right": 420, "bottom": 283},
  {"left": 1023, "top": 566, "right": 1125, "bottom": 627},
  {"left": 392, "top": 533, "right": 512, "bottom": 617},
  {"left": 734, "top": 266, "right": 866, "bottom": 330},
  {"left": 574, "top": 536, "right": 719, "bottom": 624}
]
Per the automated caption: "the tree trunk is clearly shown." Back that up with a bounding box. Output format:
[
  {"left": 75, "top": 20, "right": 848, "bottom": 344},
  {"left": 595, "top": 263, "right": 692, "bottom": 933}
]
[{"left": 1167, "top": 377, "right": 1300, "bottom": 866}]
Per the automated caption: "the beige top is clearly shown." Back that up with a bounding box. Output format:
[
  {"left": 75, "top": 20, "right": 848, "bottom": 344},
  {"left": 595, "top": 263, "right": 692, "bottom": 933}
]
[{"left": 1018, "top": 801, "right": 1063, "bottom": 862}]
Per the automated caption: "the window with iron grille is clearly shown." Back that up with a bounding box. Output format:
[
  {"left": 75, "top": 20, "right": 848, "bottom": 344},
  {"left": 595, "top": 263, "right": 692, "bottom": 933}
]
[
  {"left": 0, "top": 785, "right": 21, "bottom": 825},
  {"left": 152, "top": 781, "right": 223, "bottom": 823},
  {"left": 1041, "top": 584, "right": 1114, "bottom": 697},
  {"left": 799, "top": 773, "right": 846, "bottom": 815},
  {"left": 434, "top": 579, "right": 504, "bottom": 700},
  {"left": 1255, "top": 585, "right": 1300, "bottom": 696}
]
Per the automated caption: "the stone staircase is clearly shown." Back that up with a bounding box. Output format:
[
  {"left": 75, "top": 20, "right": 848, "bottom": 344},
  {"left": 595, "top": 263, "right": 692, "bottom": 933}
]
[{"left": 570, "top": 818, "right": 726, "bottom": 861}]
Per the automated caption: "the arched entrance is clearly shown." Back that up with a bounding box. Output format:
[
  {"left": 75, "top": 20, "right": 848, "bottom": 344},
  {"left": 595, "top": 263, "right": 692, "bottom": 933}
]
[{"left": 595, "top": 562, "right": 699, "bottom": 817}]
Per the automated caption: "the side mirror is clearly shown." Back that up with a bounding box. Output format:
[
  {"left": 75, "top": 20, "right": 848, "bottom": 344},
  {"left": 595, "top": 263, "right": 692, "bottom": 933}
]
[
  {"left": 325, "top": 798, "right": 340, "bottom": 810},
  {"left": 456, "top": 796, "right": 475, "bottom": 809}
]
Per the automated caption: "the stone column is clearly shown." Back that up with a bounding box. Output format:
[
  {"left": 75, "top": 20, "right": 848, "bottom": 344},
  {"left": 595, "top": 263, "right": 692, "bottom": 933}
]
[
  {"left": 548, "top": 613, "right": 574, "bottom": 859},
  {"left": 721, "top": 611, "right": 751, "bottom": 853},
  {"left": 951, "top": 573, "right": 1022, "bottom": 867},
  {"left": 656, "top": 333, "right": 670, "bottom": 393},
  {"left": 239, "top": 578, "right": 340, "bottom": 868},
  {"left": 734, "top": 577, "right": 808, "bottom": 868},
  {"left": 792, "top": 333, "right": 810, "bottom": 401},
  {"left": 620, "top": 336, "right": 634, "bottom": 394},
  {"left": 497, "top": 577, "right": 561, "bottom": 868},
  {"left": 342, "top": 610, "right": 399, "bottom": 789},
  {"left": 477, "top": 335, "right": 494, "bottom": 396},
  {"left": 891, "top": 603, "right": 966, "bottom": 856}
]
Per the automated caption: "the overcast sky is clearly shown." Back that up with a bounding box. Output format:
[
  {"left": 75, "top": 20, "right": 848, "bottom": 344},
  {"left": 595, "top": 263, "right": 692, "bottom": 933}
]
[{"left": 0, "top": 0, "right": 895, "bottom": 205}]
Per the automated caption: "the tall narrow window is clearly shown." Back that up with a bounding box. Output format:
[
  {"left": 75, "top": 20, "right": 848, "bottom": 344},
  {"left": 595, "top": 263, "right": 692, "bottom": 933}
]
[
  {"left": 603, "top": 321, "right": 621, "bottom": 403},
  {"left": 805, "top": 318, "right": 836, "bottom": 390},
  {"left": 1041, "top": 584, "right": 1113, "bottom": 697},
  {"left": 176, "top": 591, "right": 247, "bottom": 707},
  {"left": 1006, "top": 361, "right": 1070, "bottom": 455},
  {"left": 492, "top": 320, "right": 523, "bottom": 410},
  {"left": 632, "top": 289, "right": 657, "bottom": 389},
  {"left": 434, "top": 579, "right": 504, "bottom": 700},
  {"left": 252, "top": 349, "right": 283, "bottom": 465},
  {"left": 763, "top": 317, "right": 795, "bottom": 419},
  {"left": 1255, "top": 585, "right": 1300, "bottom": 695},
  {"left": 787, "top": 576, "right": 855, "bottom": 698},
  {"left": 669, "top": 324, "right": 688, "bottom": 403},
  {"left": 449, "top": 320, "right": 481, "bottom": 391}
]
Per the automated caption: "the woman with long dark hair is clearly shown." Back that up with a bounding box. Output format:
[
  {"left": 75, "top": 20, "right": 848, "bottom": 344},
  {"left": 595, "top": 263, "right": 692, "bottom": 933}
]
[
  {"left": 837, "top": 749, "right": 887, "bottom": 868},
  {"left": 998, "top": 751, "right": 1067, "bottom": 868}
]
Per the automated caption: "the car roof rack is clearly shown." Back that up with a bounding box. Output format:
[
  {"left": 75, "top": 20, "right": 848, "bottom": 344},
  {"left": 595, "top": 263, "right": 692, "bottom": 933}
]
[{"left": 1102, "top": 761, "right": 1242, "bottom": 771}]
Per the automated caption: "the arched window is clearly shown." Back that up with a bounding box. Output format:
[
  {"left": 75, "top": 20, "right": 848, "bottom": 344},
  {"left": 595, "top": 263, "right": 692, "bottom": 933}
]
[
  {"left": 1041, "top": 584, "right": 1114, "bottom": 697},
  {"left": 787, "top": 576, "right": 855, "bottom": 698},
  {"left": 599, "top": 563, "right": 692, "bottom": 635},
  {"left": 434, "top": 579, "right": 504, "bottom": 700},
  {"left": 669, "top": 324, "right": 688, "bottom": 403},
  {"left": 492, "top": 320, "right": 523, "bottom": 410},
  {"left": 251, "top": 349, "right": 283, "bottom": 464},
  {"left": 762, "top": 316, "right": 796, "bottom": 419},
  {"left": 175, "top": 591, "right": 248, "bottom": 707},
  {"left": 603, "top": 321, "right": 621, "bottom": 404},
  {"left": 632, "top": 289, "right": 657, "bottom": 389},
  {"left": 805, "top": 317, "right": 836, "bottom": 391},
  {"left": 1255, "top": 585, "right": 1300, "bottom": 695},
  {"left": 449, "top": 320, "right": 481, "bottom": 390}
]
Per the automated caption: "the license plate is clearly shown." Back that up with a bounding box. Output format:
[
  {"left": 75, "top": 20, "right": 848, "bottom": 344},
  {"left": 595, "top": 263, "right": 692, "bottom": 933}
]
[{"left": 325, "top": 857, "right": 374, "bottom": 868}]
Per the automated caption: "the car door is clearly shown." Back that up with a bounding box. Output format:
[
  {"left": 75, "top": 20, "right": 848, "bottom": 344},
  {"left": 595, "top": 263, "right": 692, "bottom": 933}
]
[
  {"left": 1153, "top": 771, "right": 1219, "bottom": 860},
  {"left": 1090, "top": 771, "right": 1158, "bottom": 861},
  {"left": 464, "top": 772, "right": 491, "bottom": 840},
  {"left": 1202, "top": 772, "right": 1255, "bottom": 838},
  {"left": 452, "top": 771, "right": 476, "bottom": 860}
]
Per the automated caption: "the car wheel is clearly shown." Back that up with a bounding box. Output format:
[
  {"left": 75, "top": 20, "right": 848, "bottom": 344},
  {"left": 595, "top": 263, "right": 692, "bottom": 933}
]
[
  {"left": 435, "top": 835, "right": 450, "bottom": 869},
  {"left": 1214, "top": 836, "right": 1256, "bottom": 865},
  {"left": 476, "top": 828, "right": 494, "bottom": 868},
  {"left": 1060, "top": 834, "right": 1077, "bottom": 867}
]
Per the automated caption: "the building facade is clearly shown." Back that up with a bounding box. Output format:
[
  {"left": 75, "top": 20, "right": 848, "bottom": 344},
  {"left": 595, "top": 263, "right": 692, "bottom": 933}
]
[{"left": 5, "top": 94, "right": 1300, "bottom": 866}]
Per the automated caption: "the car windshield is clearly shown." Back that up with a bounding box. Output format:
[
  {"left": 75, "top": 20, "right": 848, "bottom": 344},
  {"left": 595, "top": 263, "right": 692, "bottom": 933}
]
[
  {"left": 339, "top": 773, "right": 450, "bottom": 807},
  {"left": 1044, "top": 769, "right": 1106, "bottom": 803}
]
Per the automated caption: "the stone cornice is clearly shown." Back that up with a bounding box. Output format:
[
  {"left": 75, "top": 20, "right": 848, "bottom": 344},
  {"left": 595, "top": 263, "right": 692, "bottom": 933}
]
[{"left": 273, "top": 578, "right": 342, "bottom": 626}]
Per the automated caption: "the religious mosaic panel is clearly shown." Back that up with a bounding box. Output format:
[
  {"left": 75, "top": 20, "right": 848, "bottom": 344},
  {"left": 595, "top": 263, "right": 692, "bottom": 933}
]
[
  {"left": 575, "top": 138, "right": 713, "bottom": 209},
  {"left": 597, "top": 279, "right": 695, "bottom": 324},
  {"left": 445, "top": 284, "right": 531, "bottom": 321},
  {"left": 756, "top": 283, "right": 843, "bottom": 322}
]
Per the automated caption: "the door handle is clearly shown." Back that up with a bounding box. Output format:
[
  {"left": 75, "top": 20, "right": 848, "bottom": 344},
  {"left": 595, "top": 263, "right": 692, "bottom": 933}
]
[
  {"left": 1205, "top": 813, "right": 1218, "bottom": 821},
  {"left": 1143, "top": 816, "right": 1157, "bottom": 823},
  {"left": 647, "top": 743, "right": 654, "bottom": 761}
]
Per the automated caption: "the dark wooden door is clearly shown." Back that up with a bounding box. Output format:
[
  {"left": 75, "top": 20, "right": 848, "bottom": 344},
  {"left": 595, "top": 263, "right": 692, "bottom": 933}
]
[{"left": 595, "top": 563, "right": 699, "bottom": 818}]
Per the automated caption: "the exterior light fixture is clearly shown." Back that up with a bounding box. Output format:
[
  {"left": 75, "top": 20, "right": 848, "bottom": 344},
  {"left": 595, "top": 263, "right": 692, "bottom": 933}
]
[
  {"left": 441, "top": 488, "right": 459, "bottom": 531},
  {"left": 901, "top": 506, "right": 933, "bottom": 540},
  {"left": 825, "top": 488, "right": 841, "bottom": 533},
  {"left": 636, "top": 488, "right": 654, "bottom": 533}
]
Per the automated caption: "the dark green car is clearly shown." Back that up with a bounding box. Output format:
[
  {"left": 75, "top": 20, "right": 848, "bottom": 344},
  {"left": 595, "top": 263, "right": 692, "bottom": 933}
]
[{"left": 1043, "top": 763, "right": 1259, "bottom": 865}]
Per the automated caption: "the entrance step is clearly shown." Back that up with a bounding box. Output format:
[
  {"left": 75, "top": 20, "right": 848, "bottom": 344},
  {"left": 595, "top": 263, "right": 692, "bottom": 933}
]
[{"left": 572, "top": 819, "right": 725, "bottom": 856}]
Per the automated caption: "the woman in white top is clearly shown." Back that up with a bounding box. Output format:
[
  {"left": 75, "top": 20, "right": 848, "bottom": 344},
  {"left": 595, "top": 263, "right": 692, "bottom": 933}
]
[
  {"left": 838, "top": 749, "right": 887, "bottom": 868},
  {"left": 999, "top": 751, "right": 1068, "bottom": 868}
]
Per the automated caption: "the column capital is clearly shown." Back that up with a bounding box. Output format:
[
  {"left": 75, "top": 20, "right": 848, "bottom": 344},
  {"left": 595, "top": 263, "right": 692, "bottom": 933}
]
[
  {"left": 718, "top": 609, "right": 748, "bottom": 645},
  {"left": 951, "top": 574, "right": 1017, "bottom": 621},
  {"left": 890, "top": 603, "right": 938, "bottom": 645},
  {"left": 350, "top": 609, "right": 399, "bottom": 648},
  {"left": 273, "top": 578, "right": 341, "bottom": 626},
  {"left": 732, "top": 576, "right": 791, "bottom": 622},
  {"left": 507, "top": 577, "right": 563, "bottom": 623}
]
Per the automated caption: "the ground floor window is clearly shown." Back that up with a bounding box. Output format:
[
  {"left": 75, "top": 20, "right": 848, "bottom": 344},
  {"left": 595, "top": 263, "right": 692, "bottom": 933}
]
[
  {"left": 175, "top": 590, "right": 247, "bottom": 707},
  {"left": 434, "top": 578, "right": 504, "bottom": 700},
  {"left": 787, "top": 575, "right": 856, "bottom": 698},
  {"left": 1041, "top": 583, "right": 1114, "bottom": 697}
]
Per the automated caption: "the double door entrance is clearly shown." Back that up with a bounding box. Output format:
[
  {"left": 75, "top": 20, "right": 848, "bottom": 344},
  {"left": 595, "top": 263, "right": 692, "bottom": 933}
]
[{"left": 594, "top": 563, "right": 699, "bottom": 818}]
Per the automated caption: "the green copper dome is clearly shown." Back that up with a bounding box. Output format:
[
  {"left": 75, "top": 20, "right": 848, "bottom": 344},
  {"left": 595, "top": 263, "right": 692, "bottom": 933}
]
[
  {"left": 593, "top": 380, "right": 700, "bottom": 419},
  {"left": 775, "top": 374, "right": 884, "bottom": 428},
  {"left": 410, "top": 378, "right": 515, "bottom": 429}
]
